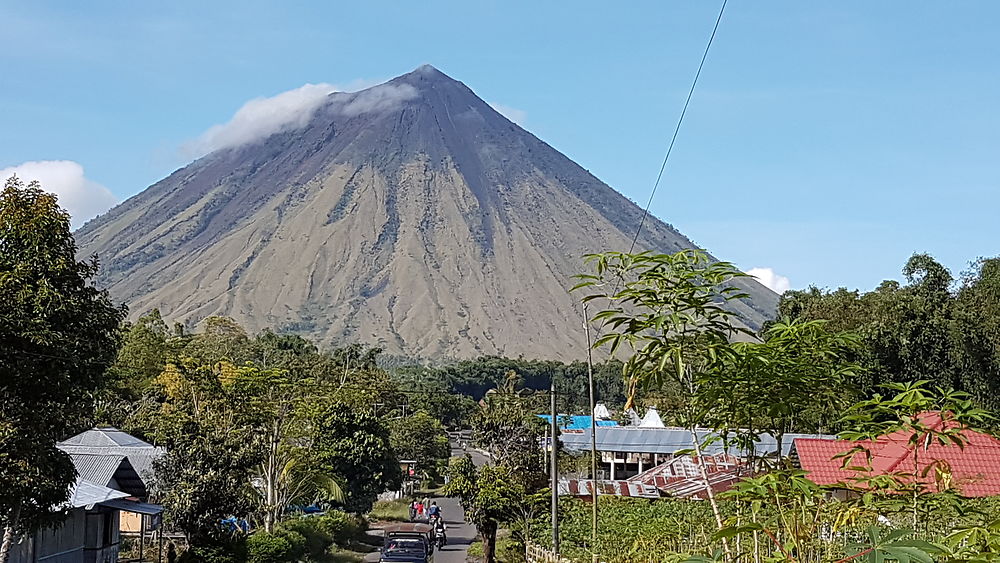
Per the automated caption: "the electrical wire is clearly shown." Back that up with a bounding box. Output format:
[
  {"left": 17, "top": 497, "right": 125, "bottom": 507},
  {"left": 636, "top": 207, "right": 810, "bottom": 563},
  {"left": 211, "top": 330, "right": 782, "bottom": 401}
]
[{"left": 626, "top": 0, "right": 729, "bottom": 255}]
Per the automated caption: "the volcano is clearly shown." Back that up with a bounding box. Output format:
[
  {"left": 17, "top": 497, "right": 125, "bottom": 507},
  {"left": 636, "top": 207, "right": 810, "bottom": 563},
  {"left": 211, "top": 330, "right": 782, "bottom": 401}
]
[{"left": 75, "top": 65, "right": 777, "bottom": 360}]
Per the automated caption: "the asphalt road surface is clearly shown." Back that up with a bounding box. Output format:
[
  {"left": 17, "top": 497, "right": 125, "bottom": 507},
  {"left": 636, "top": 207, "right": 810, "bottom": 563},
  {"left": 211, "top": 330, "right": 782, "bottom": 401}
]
[
  {"left": 366, "top": 446, "right": 488, "bottom": 562},
  {"left": 364, "top": 495, "right": 474, "bottom": 563}
]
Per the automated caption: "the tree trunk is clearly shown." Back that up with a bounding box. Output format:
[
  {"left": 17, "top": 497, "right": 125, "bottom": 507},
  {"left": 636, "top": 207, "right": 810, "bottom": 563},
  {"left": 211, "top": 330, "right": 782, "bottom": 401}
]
[
  {"left": 0, "top": 506, "right": 22, "bottom": 563},
  {"left": 481, "top": 522, "right": 498, "bottom": 563}
]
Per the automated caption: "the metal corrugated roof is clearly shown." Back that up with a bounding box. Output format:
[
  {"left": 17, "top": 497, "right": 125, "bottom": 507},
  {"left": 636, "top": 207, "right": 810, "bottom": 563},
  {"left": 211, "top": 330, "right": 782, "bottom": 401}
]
[
  {"left": 99, "top": 498, "right": 163, "bottom": 515},
  {"left": 60, "top": 427, "right": 154, "bottom": 448},
  {"left": 68, "top": 479, "right": 128, "bottom": 509},
  {"left": 70, "top": 454, "right": 127, "bottom": 487},
  {"left": 560, "top": 426, "right": 833, "bottom": 457},
  {"left": 537, "top": 415, "right": 618, "bottom": 430},
  {"left": 58, "top": 428, "right": 165, "bottom": 485},
  {"left": 558, "top": 479, "right": 661, "bottom": 499},
  {"left": 68, "top": 453, "right": 148, "bottom": 498}
]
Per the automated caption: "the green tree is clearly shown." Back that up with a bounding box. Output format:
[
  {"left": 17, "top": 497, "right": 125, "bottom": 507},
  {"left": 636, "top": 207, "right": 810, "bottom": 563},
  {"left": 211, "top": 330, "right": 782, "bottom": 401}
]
[
  {"left": 703, "top": 319, "right": 862, "bottom": 463},
  {"left": 777, "top": 253, "right": 1000, "bottom": 407},
  {"left": 307, "top": 404, "right": 402, "bottom": 514},
  {"left": 388, "top": 411, "right": 450, "bottom": 483},
  {"left": 143, "top": 359, "right": 261, "bottom": 544},
  {"left": 0, "top": 177, "right": 125, "bottom": 563},
  {"left": 444, "top": 456, "right": 524, "bottom": 563}
]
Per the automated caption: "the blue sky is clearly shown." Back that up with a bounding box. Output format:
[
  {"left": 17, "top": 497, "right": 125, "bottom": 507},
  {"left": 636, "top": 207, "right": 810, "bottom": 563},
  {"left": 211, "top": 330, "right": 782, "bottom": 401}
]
[{"left": 2, "top": 1, "right": 997, "bottom": 292}]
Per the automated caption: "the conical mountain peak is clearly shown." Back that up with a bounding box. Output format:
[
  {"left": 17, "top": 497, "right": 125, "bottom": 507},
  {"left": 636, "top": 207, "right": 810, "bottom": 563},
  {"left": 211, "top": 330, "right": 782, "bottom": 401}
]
[{"left": 75, "top": 67, "right": 778, "bottom": 360}]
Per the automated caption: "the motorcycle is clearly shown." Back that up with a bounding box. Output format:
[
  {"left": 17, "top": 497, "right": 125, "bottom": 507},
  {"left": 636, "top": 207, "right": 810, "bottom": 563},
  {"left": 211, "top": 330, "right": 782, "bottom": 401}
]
[{"left": 429, "top": 515, "right": 446, "bottom": 550}]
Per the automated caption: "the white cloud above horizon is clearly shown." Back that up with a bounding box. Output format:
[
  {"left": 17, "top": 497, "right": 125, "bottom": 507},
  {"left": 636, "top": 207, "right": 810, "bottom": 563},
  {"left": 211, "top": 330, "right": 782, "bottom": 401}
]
[
  {"left": 0, "top": 161, "right": 118, "bottom": 229},
  {"left": 181, "top": 82, "right": 338, "bottom": 157},
  {"left": 748, "top": 267, "right": 792, "bottom": 294},
  {"left": 489, "top": 102, "right": 527, "bottom": 125}
]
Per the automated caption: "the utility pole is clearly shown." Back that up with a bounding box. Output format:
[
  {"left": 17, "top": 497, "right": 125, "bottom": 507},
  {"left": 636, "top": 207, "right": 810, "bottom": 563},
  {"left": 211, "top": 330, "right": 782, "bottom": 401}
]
[
  {"left": 550, "top": 378, "right": 560, "bottom": 555},
  {"left": 584, "top": 305, "right": 598, "bottom": 563}
]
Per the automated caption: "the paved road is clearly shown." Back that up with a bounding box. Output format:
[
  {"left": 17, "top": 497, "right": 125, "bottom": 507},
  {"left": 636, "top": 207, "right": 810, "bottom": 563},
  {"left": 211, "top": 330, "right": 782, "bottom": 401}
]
[
  {"left": 366, "top": 446, "right": 486, "bottom": 562},
  {"left": 364, "top": 495, "right": 474, "bottom": 563},
  {"left": 430, "top": 495, "right": 476, "bottom": 562}
]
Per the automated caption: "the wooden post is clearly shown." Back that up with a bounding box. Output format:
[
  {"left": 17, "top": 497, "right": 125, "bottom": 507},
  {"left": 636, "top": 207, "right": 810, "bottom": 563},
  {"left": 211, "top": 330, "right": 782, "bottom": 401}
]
[{"left": 139, "top": 514, "right": 145, "bottom": 562}]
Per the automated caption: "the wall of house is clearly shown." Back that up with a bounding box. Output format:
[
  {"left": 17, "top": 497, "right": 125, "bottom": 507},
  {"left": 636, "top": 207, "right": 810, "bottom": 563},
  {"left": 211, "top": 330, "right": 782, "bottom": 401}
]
[
  {"left": 8, "top": 508, "right": 89, "bottom": 563},
  {"left": 83, "top": 509, "right": 119, "bottom": 563}
]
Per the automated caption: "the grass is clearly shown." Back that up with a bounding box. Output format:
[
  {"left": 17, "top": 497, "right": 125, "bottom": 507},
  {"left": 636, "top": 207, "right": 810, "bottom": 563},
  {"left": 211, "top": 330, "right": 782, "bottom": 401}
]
[
  {"left": 465, "top": 534, "right": 524, "bottom": 562},
  {"left": 368, "top": 498, "right": 413, "bottom": 523}
]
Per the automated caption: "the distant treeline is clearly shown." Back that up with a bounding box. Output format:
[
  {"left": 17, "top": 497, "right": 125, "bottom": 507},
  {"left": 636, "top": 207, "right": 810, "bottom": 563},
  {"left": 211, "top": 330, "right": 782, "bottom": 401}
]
[
  {"left": 391, "top": 356, "right": 627, "bottom": 415},
  {"left": 778, "top": 253, "right": 1000, "bottom": 410}
]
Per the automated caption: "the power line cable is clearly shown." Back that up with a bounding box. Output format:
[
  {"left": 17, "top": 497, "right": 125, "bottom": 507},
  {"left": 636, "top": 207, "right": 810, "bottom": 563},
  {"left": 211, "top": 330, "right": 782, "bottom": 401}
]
[{"left": 626, "top": 0, "right": 729, "bottom": 255}]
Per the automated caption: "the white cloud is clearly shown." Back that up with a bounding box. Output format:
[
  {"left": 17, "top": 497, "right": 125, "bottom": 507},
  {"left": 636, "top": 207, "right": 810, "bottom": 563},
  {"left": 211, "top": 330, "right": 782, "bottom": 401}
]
[
  {"left": 489, "top": 102, "right": 527, "bottom": 125},
  {"left": 748, "top": 267, "right": 791, "bottom": 294},
  {"left": 333, "top": 83, "right": 419, "bottom": 117},
  {"left": 182, "top": 83, "right": 338, "bottom": 157},
  {"left": 0, "top": 161, "right": 118, "bottom": 229}
]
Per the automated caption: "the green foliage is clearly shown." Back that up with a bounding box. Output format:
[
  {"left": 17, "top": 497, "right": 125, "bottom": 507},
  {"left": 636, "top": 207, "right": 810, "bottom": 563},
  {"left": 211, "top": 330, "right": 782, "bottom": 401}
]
[
  {"left": 368, "top": 499, "right": 412, "bottom": 523},
  {"left": 151, "top": 417, "right": 260, "bottom": 544},
  {"left": 388, "top": 411, "right": 450, "bottom": 483},
  {"left": 778, "top": 253, "right": 1000, "bottom": 410},
  {"left": 394, "top": 356, "right": 626, "bottom": 418},
  {"left": 177, "top": 541, "right": 246, "bottom": 563},
  {"left": 307, "top": 404, "right": 402, "bottom": 514},
  {"left": 445, "top": 377, "right": 548, "bottom": 563},
  {"left": 473, "top": 373, "right": 548, "bottom": 472},
  {"left": 575, "top": 249, "right": 750, "bottom": 411},
  {"left": 315, "top": 511, "right": 364, "bottom": 546},
  {"left": 246, "top": 531, "right": 300, "bottom": 563},
  {"left": 0, "top": 176, "right": 126, "bottom": 553},
  {"left": 702, "top": 319, "right": 862, "bottom": 461}
]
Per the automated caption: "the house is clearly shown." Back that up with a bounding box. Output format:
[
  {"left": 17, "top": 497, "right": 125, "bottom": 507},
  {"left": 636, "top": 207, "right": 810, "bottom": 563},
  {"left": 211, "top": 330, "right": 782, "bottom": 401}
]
[
  {"left": 560, "top": 425, "right": 832, "bottom": 480},
  {"left": 57, "top": 427, "right": 165, "bottom": 533},
  {"left": 558, "top": 453, "right": 750, "bottom": 501},
  {"left": 7, "top": 466, "right": 162, "bottom": 563},
  {"left": 793, "top": 412, "right": 1000, "bottom": 497}
]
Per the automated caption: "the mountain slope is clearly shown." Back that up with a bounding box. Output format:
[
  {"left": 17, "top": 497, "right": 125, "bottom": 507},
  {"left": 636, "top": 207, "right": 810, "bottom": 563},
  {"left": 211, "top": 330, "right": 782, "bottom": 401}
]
[{"left": 76, "top": 65, "right": 778, "bottom": 360}]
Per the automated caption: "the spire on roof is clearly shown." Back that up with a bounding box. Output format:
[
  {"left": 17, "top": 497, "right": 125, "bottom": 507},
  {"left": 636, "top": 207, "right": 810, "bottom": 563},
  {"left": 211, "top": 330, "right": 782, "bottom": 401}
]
[{"left": 639, "top": 407, "right": 665, "bottom": 428}]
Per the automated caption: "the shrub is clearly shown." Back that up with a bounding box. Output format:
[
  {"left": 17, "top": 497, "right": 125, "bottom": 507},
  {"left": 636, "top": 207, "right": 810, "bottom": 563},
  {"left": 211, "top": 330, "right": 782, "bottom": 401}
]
[
  {"left": 277, "top": 530, "right": 306, "bottom": 560},
  {"left": 177, "top": 541, "right": 246, "bottom": 563},
  {"left": 318, "top": 511, "right": 364, "bottom": 546},
  {"left": 279, "top": 518, "right": 333, "bottom": 558},
  {"left": 246, "top": 532, "right": 294, "bottom": 563}
]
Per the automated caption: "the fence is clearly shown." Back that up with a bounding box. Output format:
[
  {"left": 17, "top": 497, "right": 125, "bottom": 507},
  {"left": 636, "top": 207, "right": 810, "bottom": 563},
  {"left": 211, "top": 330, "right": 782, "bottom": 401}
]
[{"left": 525, "top": 542, "right": 576, "bottom": 563}]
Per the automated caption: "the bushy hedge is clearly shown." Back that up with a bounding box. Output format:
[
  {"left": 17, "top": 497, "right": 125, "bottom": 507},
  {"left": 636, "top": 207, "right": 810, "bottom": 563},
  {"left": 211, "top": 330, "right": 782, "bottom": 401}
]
[
  {"left": 246, "top": 512, "right": 367, "bottom": 562},
  {"left": 247, "top": 532, "right": 298, "bottom": 563}
]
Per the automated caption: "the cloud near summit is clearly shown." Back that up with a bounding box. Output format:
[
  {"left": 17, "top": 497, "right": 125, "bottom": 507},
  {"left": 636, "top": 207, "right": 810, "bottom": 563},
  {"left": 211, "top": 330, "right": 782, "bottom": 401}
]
[
  {"left": 181, "top": 80, "right": 422, "bottom": 159},
  {"left": 182, "top": 83, "right": 338, "bottom": 157}
]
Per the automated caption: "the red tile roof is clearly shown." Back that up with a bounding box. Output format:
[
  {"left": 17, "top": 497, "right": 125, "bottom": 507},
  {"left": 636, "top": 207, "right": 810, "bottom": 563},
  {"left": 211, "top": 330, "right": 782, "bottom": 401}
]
[{"left": 794, "top": 412, "right": 1000, "bottom": 497}]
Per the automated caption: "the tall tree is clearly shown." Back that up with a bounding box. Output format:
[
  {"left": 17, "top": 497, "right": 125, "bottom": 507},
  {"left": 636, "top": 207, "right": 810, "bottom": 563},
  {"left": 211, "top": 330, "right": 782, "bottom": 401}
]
[
  {"left": 445, "top": 373, "right": 548, "bottom": 563},
  {"left": 703, "top": 319, "right": 862, "bottom": 464},
  {"left": 388, "top": 411, "right": 450, "bottom": 483},
  {"left": 307, "top": 404, "right": 402, "bottom": 514},
  {"left": 0, "top": 177, "right": 125, "bottom": 563},
  {"left": 778, "top": 253, "right": 1000, "bottom": 408}
]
